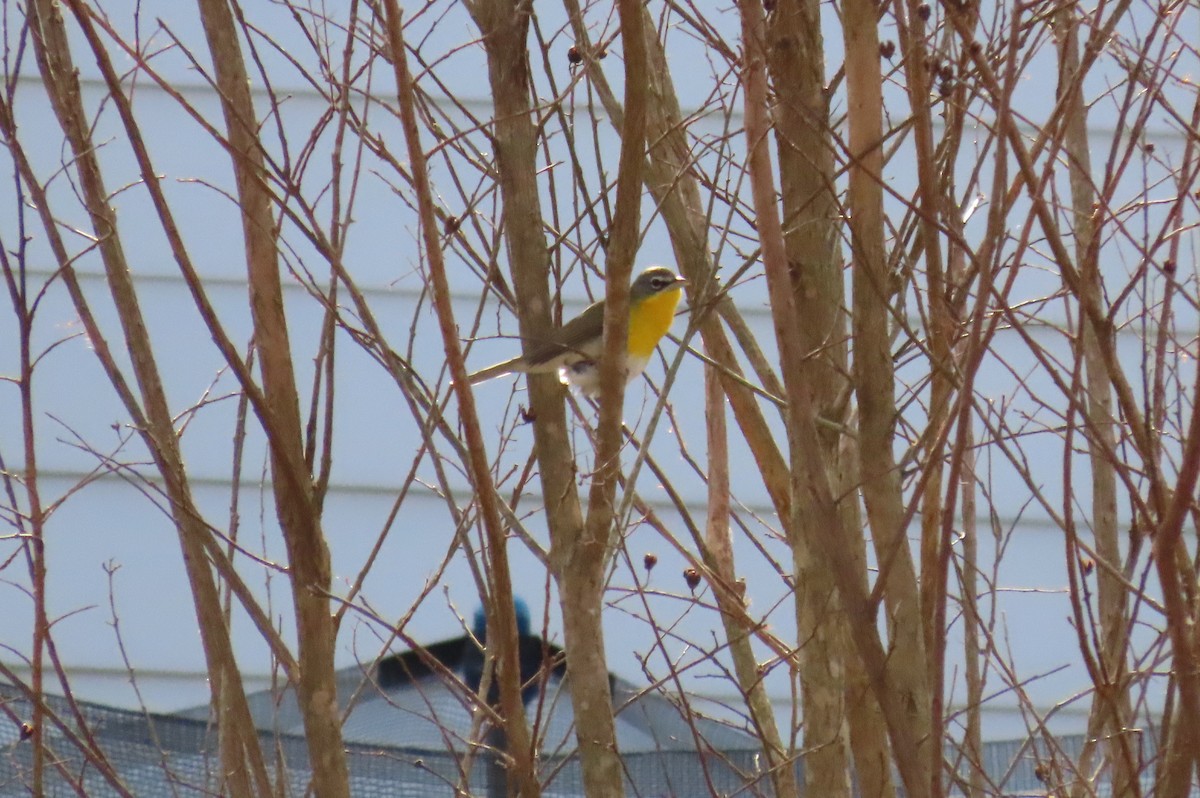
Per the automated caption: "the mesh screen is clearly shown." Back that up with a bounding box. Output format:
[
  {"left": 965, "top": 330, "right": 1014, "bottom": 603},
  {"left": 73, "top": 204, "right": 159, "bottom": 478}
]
[
  {"left": 1, "top": 687, "right": 1195, "bottom": 796},
  {"left": 0, "top": 689, "right": 766, "bottom": 797}
]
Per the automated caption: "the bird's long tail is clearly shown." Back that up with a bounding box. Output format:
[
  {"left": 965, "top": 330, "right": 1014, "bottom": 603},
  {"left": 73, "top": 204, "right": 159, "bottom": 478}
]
[{"left": 467, "top": 357, "right": 524, "bottom": 385}]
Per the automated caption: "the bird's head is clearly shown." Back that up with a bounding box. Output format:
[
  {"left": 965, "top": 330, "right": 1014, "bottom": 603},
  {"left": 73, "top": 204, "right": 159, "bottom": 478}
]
[{"left": 631, "top": 266, "right": 686, "bottom": 302}]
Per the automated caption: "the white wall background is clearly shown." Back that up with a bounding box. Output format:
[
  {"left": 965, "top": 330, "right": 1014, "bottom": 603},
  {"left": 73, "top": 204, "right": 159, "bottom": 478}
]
[{"left": 1, "top": 0, "right": 1196, "bottom": 747}]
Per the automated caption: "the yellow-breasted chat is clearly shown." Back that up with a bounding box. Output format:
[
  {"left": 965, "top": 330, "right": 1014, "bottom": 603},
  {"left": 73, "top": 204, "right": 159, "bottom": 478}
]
[{"left": 468, "top": 265, "right": 687, "bottom": 396}]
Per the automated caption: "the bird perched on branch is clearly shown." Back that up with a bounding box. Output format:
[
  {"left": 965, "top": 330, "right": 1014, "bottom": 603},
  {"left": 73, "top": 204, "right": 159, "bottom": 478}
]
[{"left": 468, "top": 266, "right": 687, "bottom": 396}]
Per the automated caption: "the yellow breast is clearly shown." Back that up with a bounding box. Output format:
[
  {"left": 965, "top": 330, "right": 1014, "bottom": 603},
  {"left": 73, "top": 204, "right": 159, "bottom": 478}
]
[{"left": 627, "top": 286, "right": 682, "bottom": 360}]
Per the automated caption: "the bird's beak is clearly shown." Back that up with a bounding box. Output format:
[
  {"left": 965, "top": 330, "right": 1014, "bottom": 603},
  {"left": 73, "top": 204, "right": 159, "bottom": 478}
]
[{"left": 675, "top": 275, "right": 688, "bottom": 285}]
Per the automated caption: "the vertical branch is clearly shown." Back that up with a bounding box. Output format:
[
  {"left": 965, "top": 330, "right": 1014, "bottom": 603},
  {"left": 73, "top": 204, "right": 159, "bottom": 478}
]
[
  {"left": 3, "top": 183, "right": 48, "bottom": 798},
  {"left": 893, "top": 0, "right": 954, "bottom": 732},
  {"left": 1150, "top": 378, "right": 1200, "bottom": 791},
  {"left": 1055, "top": 9, "right": 1137, "bottom": 798},
  {"left": 958, "top": 429, "right": 984, "bottom": 798},
  {"left": 464, "top": 0, "right": 624, "bottom": 793},
  {"left": 193, "top": 2, "right": 348, "bottom": 795},
  {"left": 840, "top": 0, "right": 934, "bottom": 793},
  {"left": 27, "top": 3, "right": 270, "bottom": 795},
  {"left": 742, "top": 0, "right": 933, "bottom": 793},
  {"left": 764, "top": 0, "right": 847, "bottom": 426},
  {"left": 835, "top": 418, "right": 897, "bottom": 798},
  {"left": 462, "top": 0, "right": 581, "bottom": 593},
  {"left": 567, "top": 0, "right": 648, "bottom": 789},
  {"left": 701, "top": 364, "right": 799, "bottom": 796},
  {"left": 381, "top": 4, "right": 539, "bottom": 796},
  {"left": 1153, "top": 79, "right": 1200, "bottom": 798},
  {"left": 586, "top": 0, "right": 644, "bottom": 470},
  {"left": 763, "top": 0, "right": 865, "bottom": 793}
]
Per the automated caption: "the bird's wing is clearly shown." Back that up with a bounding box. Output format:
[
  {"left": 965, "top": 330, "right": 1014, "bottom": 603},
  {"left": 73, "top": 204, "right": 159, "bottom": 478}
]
[
  {"left": 469, "top": 300, "right": 607, "bottom": 382},
  {"left": 524, "top": 299, "right": 606, "bottom": 366}
]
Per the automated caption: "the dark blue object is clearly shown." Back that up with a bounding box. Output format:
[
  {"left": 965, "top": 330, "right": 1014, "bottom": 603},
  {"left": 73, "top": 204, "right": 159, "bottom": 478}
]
[{"left": 463, "top": 597, "right": 543, "bottom": 707}]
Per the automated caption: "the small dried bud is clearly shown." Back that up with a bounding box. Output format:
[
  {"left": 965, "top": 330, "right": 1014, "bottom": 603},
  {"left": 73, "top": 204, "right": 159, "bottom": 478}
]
[
  {"left": 567, "top": 45, "right": 583, "bottom": 65},
  {"left": 879, "top": 40, "right": 896, "bottom": 59},
  {"left": 917, "top": 3, "right": 931, "bottom": 20},
  {"left": 1163, "top": 258, "right": 1177, "bottom": 275},
  {"left": 643, "top": 553, "right": 658, "bottom": 572},
  {"left": 443, "top": 215, "right": 460, "bottom": 235},
  {"left": 1034, "top": 763, "right": 1050, "bottom": 783},
  {"left": 1145, "top": 141, "right": 1156, "bottom": 154},
  {"left": 1080, "top": 557, "right": 1095, "bottom": 576},
  {"left": 734, "top": 578, "right": 747, "bottom": 598},
  {"left": 969, "top": 41, "right": 983, "bottom": 56},
  {"left": 519, "top": 405, "right": 536, "bottom": 424},
  {"left": 597, "top": 46, "right": 608, "bottom": 59},
  {"left": 939, "top": 79, "right": 954, "bottom": 97},
  {"left": 683, "top": 567, "right": 701, "bottom": 592},
  {"left": 939, "top": 64, "right": 954, "bottom": 81},
  {"left": 19, "top": 722, "right": 34, "bottom": 741}
]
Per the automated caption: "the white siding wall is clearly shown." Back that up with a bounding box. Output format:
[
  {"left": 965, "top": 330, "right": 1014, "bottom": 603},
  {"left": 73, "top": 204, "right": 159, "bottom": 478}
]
[{"left": 1, "top": 0, "right": 1195, "bottom": 744}]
